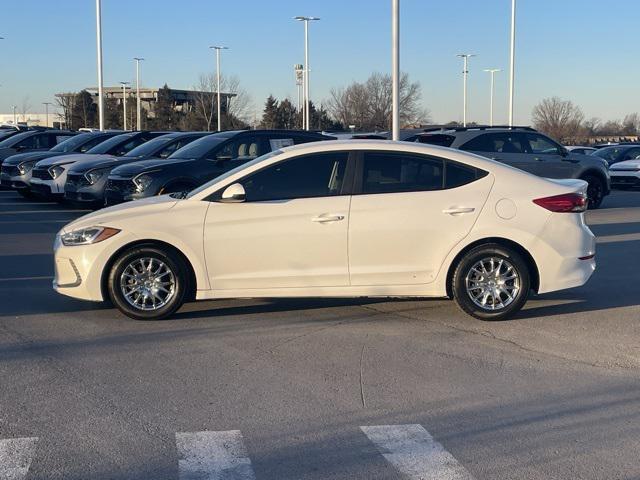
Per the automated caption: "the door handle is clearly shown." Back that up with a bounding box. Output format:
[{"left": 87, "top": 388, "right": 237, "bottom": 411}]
[
  {"left": 442, "top": 207, "right": 475, "bottom": 215},
  {"left": 311, "top": 214, "right": 345, "bottom": 223}
]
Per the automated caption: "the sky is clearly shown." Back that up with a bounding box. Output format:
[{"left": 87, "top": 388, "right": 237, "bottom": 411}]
[{"left": 0, "top": 0, "right": 637, "bottom": 126}]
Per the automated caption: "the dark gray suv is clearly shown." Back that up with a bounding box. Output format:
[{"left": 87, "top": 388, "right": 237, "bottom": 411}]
[{"left": 405, "top": 126, "right": 610, "bottom": 208}]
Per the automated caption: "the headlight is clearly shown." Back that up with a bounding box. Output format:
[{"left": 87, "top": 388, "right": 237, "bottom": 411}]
[
  {"left": 17, "top": 161, "right": 34, "bottom": 175},
  {"left": 60, "top": 226, "right": 121, "bottom": 246},
  {"left": 133, "top": 173, "right": 156, "bottom": 192},
  {"left": 84, "top": 167, "right": 110, "bottom": 185},
  {"left": 49, "top": 165, "right": 65, "bottom": 179}
]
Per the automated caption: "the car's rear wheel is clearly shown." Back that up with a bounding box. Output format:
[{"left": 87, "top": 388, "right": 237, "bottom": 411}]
[
  {"left": 107, "top": 246, "right": 189, "bottom": 320},
  {"left": 452, "top": 243, "right": 530, "bottom": 321},
  {"left": 582, "top": 174, "right": 605, "bottom": 209}
]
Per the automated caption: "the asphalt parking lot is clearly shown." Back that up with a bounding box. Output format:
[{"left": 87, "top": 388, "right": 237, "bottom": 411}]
[{"left": 1, "top": 189, "right": 640, "bottom": 480}]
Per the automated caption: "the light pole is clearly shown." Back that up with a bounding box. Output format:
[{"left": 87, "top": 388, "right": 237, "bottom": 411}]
[
  {"left": 483, "top": 69, "right": 501, "bottom": 126},
  {"left": 508, "top": 0, "right": 516, "bottom": 127},
  {"left": 456, "top": 53, "right": 476, "bottom": 127},
  {"left": 294, "top": 64, "right": 304, "bottom": 128},
  {"left": 391, "top": 0, "right": 400, "bottom": 140},
  {"left": 209, "top": 46, "right": 228, "bottom": 132},
  {"left": 95, "top": 0, "right": 104, "bottom": 130},
  {"left": 12, "top": 105, "right": 17, "bottom": 125},
  {"left": 120, "top": 82, "right": 130, "bottom": 130},
  {"left": 42, "top": 102, "right": 52, "bottom": 128},
  {"left": 133, "top": 57, "right": 144, "bottom": 130},
  {"left": 294, "top": 16, "right": 320, "bottom": 131}
]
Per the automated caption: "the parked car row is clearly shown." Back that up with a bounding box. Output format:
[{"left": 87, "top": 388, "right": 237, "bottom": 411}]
[{"left": 1, "top": 129, "right": 335, "bottom": 207}]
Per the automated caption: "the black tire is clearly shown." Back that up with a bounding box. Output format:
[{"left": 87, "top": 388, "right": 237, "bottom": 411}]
[
  {"left": 107, "top": 246, "right": 189, "bottom": 320},
  {"left": 452, "top": 243, "right": 530, "bottom": 321},
  {"left": 582, "top": 174, "right": 605, "bottom": 209},
  {"left": 17, "top": 189, "right": 36, "bottom": 199}
]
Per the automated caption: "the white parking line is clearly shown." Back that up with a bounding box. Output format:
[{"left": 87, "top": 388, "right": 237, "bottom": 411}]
[
  {"left": 596, "top": 233, "right": 640, "bottom": 243},
  {"left": 0, "top": 437, "right": 38, "bottom": 480},
  {"left": 361, "top": 424, "right": 474, "bottom": 480},
  {"left": 176, "top": 430, "right": 256, "bottom": 480}
]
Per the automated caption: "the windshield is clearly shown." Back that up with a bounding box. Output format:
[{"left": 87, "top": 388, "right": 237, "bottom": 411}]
[
  {"left": 0, "top": 131, "right": 32, "bottom": 148},
  {"left": 168, "top": 134, "right": 228, "bottom": 160},
  {"left": 49, "top": 133, "right": 94, "bottom": 153},
  {"left": 86, "top": 133, "right": 136, "bottom": 154},
  {"left": 187, "top": 149, "right": 284, "bottom": 199},
  {"left": 124, "top": 135, "right": 175, "bottom": 157},
  {"left": 592, "top": 147, "right": 626, "bottom": 163}
]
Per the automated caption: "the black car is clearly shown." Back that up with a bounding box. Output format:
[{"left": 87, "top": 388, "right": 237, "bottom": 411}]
[
  {"left": 0, "top": 129, "right": 77, "bottom": 164},
  {"left": 64, "top": 132, "right": 212, "bottom": 206},
  {"left": 591, "top": 144, "right": 640, "bottom": 167},
  {"left": 104, "top": 130, "right": 335, "bottom": 205},
  {"left": 0, "top": 131, "right": 122, "bottom": 195}
]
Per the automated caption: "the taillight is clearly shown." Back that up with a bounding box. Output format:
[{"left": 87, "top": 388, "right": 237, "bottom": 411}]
[{"left": 533, "top": 193, "right": 587, "bottom": 213}]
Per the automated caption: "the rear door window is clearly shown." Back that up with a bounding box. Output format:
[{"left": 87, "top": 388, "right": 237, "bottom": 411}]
[
  {"left": 362, "top": 151, "right": 444, "bottom": 194},
  {"left": 460, "top": 133, "right": 527, "bottom": 154}
]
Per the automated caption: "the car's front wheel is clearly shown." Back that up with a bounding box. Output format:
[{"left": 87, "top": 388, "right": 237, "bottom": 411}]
[
  {"left": 452, "top": 243, "right": 530, "bottom": 321},
  {"left": 107, "top": 246, "right": 189, "bottom": 320}
]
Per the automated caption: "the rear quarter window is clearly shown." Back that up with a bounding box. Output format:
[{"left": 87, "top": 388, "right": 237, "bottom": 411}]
[{"left": 445, "top": 161, "right": 488, "bottom": 188}]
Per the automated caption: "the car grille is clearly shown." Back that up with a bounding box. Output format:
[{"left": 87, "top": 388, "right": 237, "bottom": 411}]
[
  {"left": 31, "top": 168, "right": 53, "bottom": 180},
  {"left": 106, "top": 178, "right": 135, "bottom": 195},
  {"left": 1, "top": 165, "right": 19, "bottom": 177},
  {"left": 66, "top": 173, "right": 89, "bottom": 188}
]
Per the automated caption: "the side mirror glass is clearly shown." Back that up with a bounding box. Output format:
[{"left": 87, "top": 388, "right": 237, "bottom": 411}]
[{"left": 219, "top": 183, "right": 245, "bottom": 203}]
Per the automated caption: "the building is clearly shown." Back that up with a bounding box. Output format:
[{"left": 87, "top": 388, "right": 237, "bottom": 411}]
[
  {"left": 0, "top": 113, "right": 62, "bottom": 128},
  {"left": 55, "top": 86, "right": 235, "bottom": 120}
]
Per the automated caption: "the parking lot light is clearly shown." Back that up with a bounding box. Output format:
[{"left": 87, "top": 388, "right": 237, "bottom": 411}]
[
  {"left": 42, "top": 102, "right": 52, "bottom": 128},
  {"left": 120, "top": 82, "right": 130, "bottom": 130},
  {"left": 483, "top": 69, "right": 502, "bottom": 126},
  {"left": 457, "top": 53, "right": 477, "bottom": 127},
  {"left": 95, "top": 0, "right": 104, "bottom": 131},
  {"left": 294, "top": 16, "right": 320, "bottom": 131},
  {"left": 133, "top": 58, "right": 144, "bottom": 131},
  {"left": 509, "top": 0, "right": 516, "bottom": 127},
  {"left": 209, "top": 46, "right": 228, "bottom": 132},
  {"left": 391, "top": 0, "right": 400, "bottom": 141}
]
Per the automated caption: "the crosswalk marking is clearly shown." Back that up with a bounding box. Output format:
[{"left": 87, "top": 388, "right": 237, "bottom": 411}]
[
  {"left": 361, "top": 424, "right": 475, "bottom": 480},
  {"left": 0, "top": 437, "right": 38, "bottom": 480},
  {"left": 176, "top": 430, "right": 256, "bottom": 480}
]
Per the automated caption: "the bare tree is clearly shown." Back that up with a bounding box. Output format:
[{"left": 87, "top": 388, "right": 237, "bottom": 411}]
[
  {"left": 192, "top": 74, "right": 251, "bottom": 130},
  {"left": 531, "top": 97, "right": 584, "bottom": 142},
  {"left": 20, "top": 96, "right": 31, "bottom": 122},
  {"left": 622, "top": 113, "right": 640, "bottom": 135},
  {"left": 56, "top": 94, "right": 75, "bottom": 130},
  {"left": 193, "top": 74, "right": 216, "bottom": 131},
  {"left": 326, "top": 72, "right": 430, "bottom": 130}
]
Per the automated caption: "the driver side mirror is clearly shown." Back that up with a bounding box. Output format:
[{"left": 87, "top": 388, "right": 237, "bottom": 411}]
[
  {"left": 15, "top": 145, "right": 26, "bottom": 152},
  {"left": 559, "top": 147, "right": 569, "bottom": 157},
  {"left": 219, "top": 183, "right": 245, "bottom": 203}
]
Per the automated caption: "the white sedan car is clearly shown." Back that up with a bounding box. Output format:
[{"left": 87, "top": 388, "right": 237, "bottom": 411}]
[
  {"left": 53, "top": 140, "right": 596, "bottom": 321},
  {"left": 609, "top": 158, "right": 640, "bottom": 189}
]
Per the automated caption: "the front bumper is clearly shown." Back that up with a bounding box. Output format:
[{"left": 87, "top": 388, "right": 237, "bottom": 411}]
[
  {"left": 104, "top": 177, "right": 150, "bottom": 205},
  {"left": 53, "top": 231, "right": 134, "bottom": 302},
  {"left": 610, "top": 170, "right": 640, "bottom": 188},
  {"left": 64, "top": 177, "right": 107, "bottom": 205}
]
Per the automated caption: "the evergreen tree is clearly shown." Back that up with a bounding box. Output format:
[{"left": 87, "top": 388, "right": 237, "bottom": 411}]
[
  {"left": 276, "top": 99, "right": 297, "bottom": 129},
  {"left": 151, "top": 84, "right": 179, "bottom": 130},
  {"left": 260, "top": 95, "right": 279, "bottom": 129},
  {"left": 104, "top": 97, "right": 122, "bottom": 129},
  {"left": 71, "top": 90, "right": 98, "bottom": 128}
]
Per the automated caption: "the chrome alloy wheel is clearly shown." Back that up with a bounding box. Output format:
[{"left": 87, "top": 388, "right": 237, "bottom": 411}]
[
  {"left": 120, "top": 257, "right": 176, "bottom": 311},
  {"left": 464, "top": 257, "right": 521, "bottom": 311}
]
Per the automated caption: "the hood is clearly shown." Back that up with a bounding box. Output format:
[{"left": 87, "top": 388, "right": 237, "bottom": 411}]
[
  {"left": 35, "top": 153, "right": 97, "bottom": 168},
  {"left": 109, "top": 157, "right": 192, "bottom": 177},
  {"left": 0, "top": 147, "right": 18, "bottom": 162},
  {"left": 2, "top": 151, "right": 67, "bottom": 166},
  {"left": 610, "top": 159, "right": 640, "bottom": 170},
  {"left": 62, "top": 194, "right": 180, "bottom": 232},
  {"left": 66, "top": 154, "right": 123, "bottom": 174}
]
